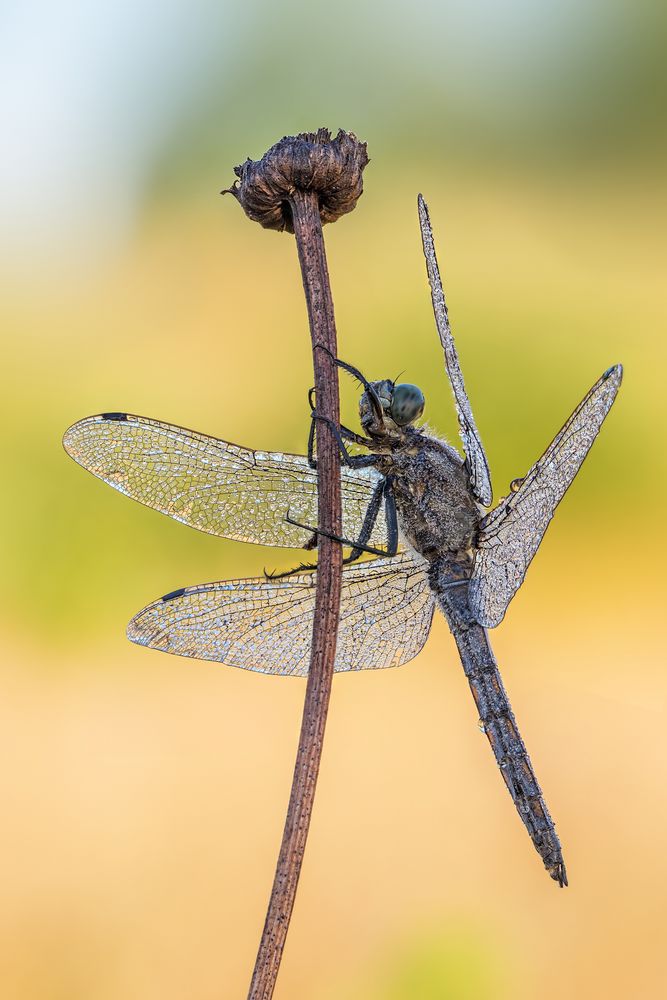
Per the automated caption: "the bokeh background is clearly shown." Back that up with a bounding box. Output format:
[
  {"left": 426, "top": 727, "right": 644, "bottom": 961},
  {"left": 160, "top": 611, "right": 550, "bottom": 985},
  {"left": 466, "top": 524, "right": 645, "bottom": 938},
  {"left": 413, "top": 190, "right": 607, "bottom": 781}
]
[{"left": 1, "top": 2, "right": 665, "bottom": 997}]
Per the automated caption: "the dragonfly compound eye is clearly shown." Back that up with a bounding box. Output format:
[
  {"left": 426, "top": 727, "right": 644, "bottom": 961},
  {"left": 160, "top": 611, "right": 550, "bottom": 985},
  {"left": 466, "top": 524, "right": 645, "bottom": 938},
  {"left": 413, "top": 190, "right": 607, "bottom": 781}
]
[{"left": 390, "top": 383, "right": 425, "bottom": 426}]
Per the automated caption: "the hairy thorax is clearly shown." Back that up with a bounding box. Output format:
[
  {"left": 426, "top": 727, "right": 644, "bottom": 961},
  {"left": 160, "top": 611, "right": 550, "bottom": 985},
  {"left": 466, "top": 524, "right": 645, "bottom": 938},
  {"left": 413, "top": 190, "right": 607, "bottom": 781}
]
[{"left": 373, "top": 429, "right": 481, "bottom": 563}]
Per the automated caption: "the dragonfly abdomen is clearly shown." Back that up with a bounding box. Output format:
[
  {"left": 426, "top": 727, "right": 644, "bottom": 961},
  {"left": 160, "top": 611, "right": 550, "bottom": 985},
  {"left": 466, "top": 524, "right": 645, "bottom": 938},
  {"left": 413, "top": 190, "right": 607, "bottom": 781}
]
[
  {"left": 463, "top": 629, "right": 567, "bottom": 886},
  {"left": 431, "top": 560, "right": 567, "bottom": 886}
]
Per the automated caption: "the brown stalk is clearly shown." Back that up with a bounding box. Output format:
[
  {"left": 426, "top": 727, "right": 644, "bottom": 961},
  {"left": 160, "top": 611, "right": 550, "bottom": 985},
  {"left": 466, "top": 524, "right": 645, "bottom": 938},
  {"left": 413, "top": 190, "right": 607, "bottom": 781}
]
[{"left": 225, "top": 130, "right": 369, "bottom": 999}]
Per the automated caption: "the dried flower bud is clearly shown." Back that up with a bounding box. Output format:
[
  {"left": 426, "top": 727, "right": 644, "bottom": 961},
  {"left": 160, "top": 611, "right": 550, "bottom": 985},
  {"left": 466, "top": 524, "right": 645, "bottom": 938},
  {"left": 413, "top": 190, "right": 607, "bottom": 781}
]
[{"left": 224, "top": 128, "right": 369, "bottom": 233}]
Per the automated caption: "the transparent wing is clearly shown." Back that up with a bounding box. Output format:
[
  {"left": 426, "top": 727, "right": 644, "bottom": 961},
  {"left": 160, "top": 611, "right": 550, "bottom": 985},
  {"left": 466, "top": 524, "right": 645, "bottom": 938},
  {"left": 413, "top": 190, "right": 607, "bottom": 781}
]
[
  {"left": 470, "top": 364, "right": 623, "bottom": 628},
  {"left": 63, "top": 413, "right": 387, "bottom": 549},
  {"left": 418, "top": 194, "right": 492, "bottom": 507},
  {"left": 127, "top": 551, "right": 435, "bottom": 675}
]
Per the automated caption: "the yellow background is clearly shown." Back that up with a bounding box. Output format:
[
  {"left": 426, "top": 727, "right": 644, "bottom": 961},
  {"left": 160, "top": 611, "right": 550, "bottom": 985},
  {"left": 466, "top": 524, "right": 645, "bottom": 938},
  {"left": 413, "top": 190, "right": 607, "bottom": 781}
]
[{"left": 1, "top": 3, "right": 665, "bottom": 997}]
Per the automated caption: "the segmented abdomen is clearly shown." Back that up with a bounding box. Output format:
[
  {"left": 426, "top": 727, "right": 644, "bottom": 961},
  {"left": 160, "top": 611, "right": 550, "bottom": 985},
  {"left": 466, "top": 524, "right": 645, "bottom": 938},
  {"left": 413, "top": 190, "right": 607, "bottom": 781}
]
[{"left": 431, "top": 560, "right": 567, "bottom": 886}]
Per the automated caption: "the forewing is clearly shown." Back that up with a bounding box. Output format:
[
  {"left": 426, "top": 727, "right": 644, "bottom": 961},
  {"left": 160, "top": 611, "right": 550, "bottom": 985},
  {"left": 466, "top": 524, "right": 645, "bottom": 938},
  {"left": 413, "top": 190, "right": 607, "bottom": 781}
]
[
  {"left": 127, "top": 551, "right": 435, "bottom": 675},
  {"left": 63, "top": 413, "right": 386, "bottom": 549},
  {"left": 469, "top": 364, "right": 623, "bottom": 627},
  {"left": 418, "top": 195, "right": 493, "bottom": 507}
]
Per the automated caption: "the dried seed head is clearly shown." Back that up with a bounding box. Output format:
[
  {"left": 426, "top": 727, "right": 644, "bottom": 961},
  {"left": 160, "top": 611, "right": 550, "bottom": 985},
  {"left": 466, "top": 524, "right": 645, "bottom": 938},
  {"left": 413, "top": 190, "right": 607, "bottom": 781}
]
[{"left": 224, "top": 128, "right": 369, "bottom": 233}]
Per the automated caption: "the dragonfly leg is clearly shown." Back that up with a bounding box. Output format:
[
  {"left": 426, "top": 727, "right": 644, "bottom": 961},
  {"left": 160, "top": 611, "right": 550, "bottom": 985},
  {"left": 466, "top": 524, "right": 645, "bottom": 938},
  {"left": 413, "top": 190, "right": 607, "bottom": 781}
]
[
  {"left": 285, "top": 509, "right": 396, "bottom": 559},
  {"left": 265, "top": 479, "right": 398, "bottom": 579},
  {"left": 263, "top": 561, "right": 318, "bottom": 581},
  {"left": 384, "top": 477, "right": 399, "bottom": 552},
  {"left": 309, "top": 386, "right": 374, "bottom": 447},
  {"left": 343, "top": 478, "right": 385, "bottom": 565},
  {"left": 308, "top": 412, "right": 353, "bottom": 466},
  {"left": 344, "top": 477, "right": 400, "bottom": 565},
  {"left": 307, "top": 383, "right": 375, "bottom": 470},
  {"left": 314, "top": 345, "right": 373, "bottom": 391},
  {"left": 308, "top": 412, "right": 378, "bottom": 470},
  {"left": 314, "top": 345, "right": 385, "bottom": 423},
  {"left": 307, "top": 406, "right": 317, "bottom": 469}
]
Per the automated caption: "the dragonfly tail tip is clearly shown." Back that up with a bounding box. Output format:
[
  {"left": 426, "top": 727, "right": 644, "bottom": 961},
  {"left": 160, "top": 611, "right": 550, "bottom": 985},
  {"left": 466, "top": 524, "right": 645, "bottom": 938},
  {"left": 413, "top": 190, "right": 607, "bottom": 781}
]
[{"left": 549, "top": 859, "right": 568, "bottom": 888}]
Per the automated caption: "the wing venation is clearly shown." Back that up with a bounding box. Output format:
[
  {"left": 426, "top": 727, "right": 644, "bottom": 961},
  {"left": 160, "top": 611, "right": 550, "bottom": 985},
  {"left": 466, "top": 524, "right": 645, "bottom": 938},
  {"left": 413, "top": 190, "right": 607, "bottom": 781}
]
[
  {"left": 63, "top": 413, "right": 387, "bottom": 549},
  {"left": 127, "top": 551, "right": 435, "bottom": 675},
  {"left": 418, "top": 194, "right": 493, "bottom": 507},
  {"left": 469, "top": 364, "right": 623, "bottom": 627}
]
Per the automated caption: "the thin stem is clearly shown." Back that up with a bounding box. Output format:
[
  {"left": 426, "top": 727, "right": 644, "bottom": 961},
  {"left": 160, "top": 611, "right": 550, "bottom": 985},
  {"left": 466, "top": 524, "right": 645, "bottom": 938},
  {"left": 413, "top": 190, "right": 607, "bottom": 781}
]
[{"left": 247, "top": 189, "right": 343, "bottom": 999}]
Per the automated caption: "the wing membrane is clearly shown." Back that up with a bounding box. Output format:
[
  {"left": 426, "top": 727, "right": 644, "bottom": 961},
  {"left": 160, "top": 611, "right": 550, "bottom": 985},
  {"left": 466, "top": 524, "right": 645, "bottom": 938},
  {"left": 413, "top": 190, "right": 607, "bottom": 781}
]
[
  {"left": 418, "top": 195, "right": 492, "bottom": 506},
  {"left": 469, "top": 365, "right": 623, "bottom": 627},
  {"left": 127, "top": 551, "right": 435, "bottom": 675},
  {"left": 63, "top": 413, "right": 387, "bottom": 549}
]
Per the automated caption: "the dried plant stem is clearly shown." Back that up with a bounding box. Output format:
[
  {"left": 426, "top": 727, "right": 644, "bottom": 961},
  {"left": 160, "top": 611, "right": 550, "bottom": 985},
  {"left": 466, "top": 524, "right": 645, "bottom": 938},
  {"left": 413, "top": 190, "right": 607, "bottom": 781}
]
[{"left": 247, "top": 189, "right": 343, "bottom": 999}]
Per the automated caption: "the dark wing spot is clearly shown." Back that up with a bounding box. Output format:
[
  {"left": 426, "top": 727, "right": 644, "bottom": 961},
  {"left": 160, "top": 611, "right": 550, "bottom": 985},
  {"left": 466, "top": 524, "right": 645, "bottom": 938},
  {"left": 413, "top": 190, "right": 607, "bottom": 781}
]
[
  {"left": 161, "top": 587, "right": 187, "bottom": 602},
  {"left": 101, "top": 412, "right": 129, "bottom": 421}
]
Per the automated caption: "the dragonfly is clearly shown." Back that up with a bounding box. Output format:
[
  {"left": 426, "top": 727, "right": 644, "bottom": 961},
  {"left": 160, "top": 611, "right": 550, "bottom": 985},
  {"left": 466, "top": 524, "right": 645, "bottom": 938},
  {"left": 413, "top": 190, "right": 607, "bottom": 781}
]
[{"left": 63, "top": 195, "right": 622, "bottom": 887}]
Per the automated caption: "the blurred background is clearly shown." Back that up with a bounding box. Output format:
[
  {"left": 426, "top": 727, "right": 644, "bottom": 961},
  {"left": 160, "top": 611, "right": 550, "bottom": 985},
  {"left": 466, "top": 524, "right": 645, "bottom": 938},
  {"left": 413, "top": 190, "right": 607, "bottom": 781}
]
[{"left": 1, "top": 1, "right": 665, "bottom": 997}]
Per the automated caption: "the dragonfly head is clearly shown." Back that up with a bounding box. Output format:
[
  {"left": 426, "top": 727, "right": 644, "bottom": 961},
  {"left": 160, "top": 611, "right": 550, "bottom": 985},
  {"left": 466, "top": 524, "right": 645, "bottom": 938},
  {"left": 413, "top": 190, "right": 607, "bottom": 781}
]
[{"left": 360, "top": 380, "right": 425, "bottom": 435}]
